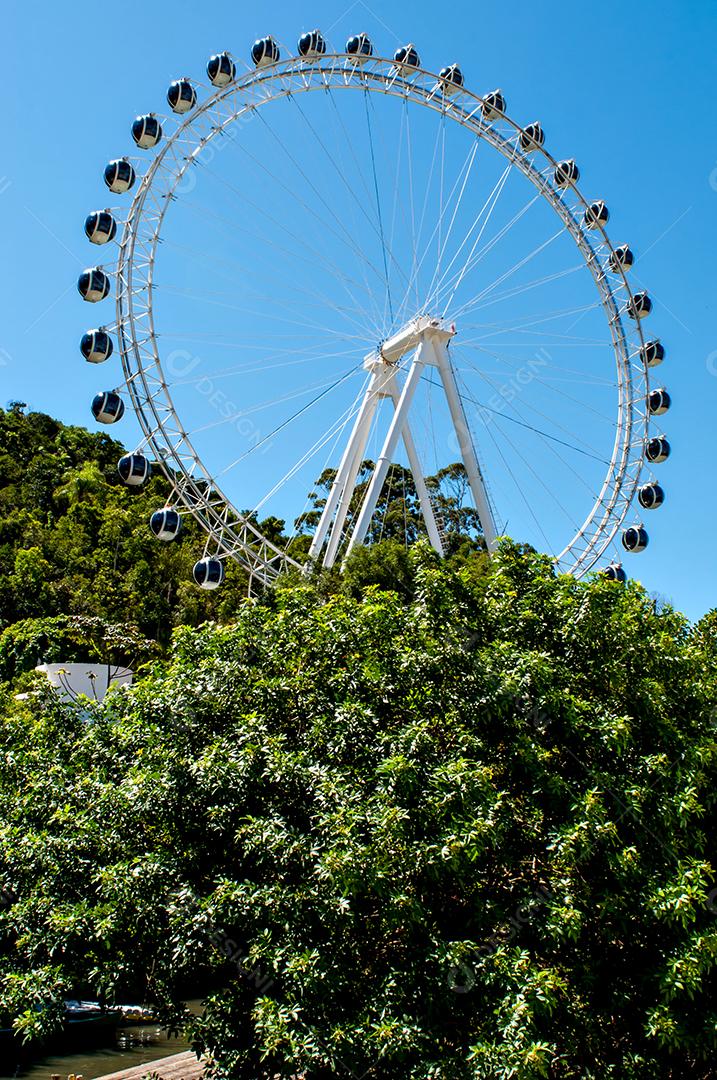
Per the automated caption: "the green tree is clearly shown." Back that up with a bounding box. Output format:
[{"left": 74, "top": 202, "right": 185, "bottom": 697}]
[
  {"left": 0, "top": 544, "right": 715, "bottom": 1077},
  {"left": 0, "top": 407, "right": 254, "bottom": 638},
  {"left": 9, "top": 547, "right": 54, "bottom": 619},
  {"left": 296, "top": 460, "right": 485, "bottom": 557}
]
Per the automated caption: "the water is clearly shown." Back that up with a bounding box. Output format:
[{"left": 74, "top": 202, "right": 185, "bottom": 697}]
[{"left": 0, "top": 1013, "right": 198, "bottom": 1080}]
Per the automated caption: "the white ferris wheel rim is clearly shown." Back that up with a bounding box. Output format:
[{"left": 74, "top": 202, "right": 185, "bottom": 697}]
[{"left": 111, "top": 51, "right": 654, "bottom": 583}]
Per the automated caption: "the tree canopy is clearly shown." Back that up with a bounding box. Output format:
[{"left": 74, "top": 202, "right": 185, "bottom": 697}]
[
  {"left": 0, "top": 543, "right": 716, "bottom": 1077},
  {"left": 0, "top": 405, "right": 256, "bottom": 639},
  {"left": 295, "top": 460, "right": 483, "bottom": 558}
]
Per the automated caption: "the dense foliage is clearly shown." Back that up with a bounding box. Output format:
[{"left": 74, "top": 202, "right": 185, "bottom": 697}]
[
  {"left": 0, "top": 543, "right": 715, "bottom": 1077},
  {"left": 296, "top": 460, "right": 483, "bottom": 556},
  {"left": 0, "top": 403, "right": 258, "bottom": 640}
]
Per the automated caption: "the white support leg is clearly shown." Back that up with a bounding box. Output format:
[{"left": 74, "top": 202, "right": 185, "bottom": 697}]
[
  {"left": 322, "top": 394, "right": 378, "bottom": 568},
  {"left": 308, "top": 364, "right": 388, "bottom": 566},
  {"left": 434, "top": 340, "right": 498, "bottom": 550},
  {"left": 311, "top": 316, "right": 496, "bottom": 570},
  {"left": 345, "top": 343, "right": 429, "bottom": 558},
  {"left": 386, "top": 380, "right": 444, "bottom": 556}
]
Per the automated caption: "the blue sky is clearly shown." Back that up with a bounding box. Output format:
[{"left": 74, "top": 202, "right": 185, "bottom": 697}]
[{"left": 2, "top": 0, "right": 716, "bottom": 620}]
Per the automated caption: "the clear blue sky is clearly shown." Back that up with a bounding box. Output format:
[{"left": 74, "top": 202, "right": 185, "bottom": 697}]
[{"left": 2, "top": 0, "right": 716, "bottom": 620}]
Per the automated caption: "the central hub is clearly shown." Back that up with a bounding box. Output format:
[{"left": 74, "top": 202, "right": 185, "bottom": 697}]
[{"left": 364, "top": 315, "right": 456, "bottom": 370}]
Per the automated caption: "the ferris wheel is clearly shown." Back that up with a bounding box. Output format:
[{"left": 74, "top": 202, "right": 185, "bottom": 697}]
[{"left": 78, "top": 29, "right": 672, "bottom": 589}]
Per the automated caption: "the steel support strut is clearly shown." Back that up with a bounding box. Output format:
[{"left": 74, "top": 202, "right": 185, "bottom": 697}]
[
  {"left": 432, "top": 338, "right": 498, "bottom": 551},
  {"left": 385, "top": 378, "right": 444, "bottom": 555},
  {"left": 308, "top": 316, "right": 497, "bottom": 568},
  {"left": 344, "top": 342, "right": 429, "bottom": 558},
  {"left": 307, "top": 364, "right": 387, "bottom": 566}
]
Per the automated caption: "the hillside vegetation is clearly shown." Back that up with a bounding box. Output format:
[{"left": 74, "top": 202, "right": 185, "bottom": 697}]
[
  {"left": 0, "top": 404, "right": 481, "bottom": 676},
  {"left": 0, "top": 403, "right": 267, "bottom": 641}
]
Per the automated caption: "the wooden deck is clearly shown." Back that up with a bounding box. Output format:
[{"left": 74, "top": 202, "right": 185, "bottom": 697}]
[{"left": 94, "top": 1049, "right": 205, "bottom": 1080}]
